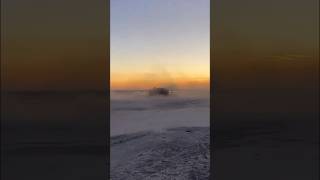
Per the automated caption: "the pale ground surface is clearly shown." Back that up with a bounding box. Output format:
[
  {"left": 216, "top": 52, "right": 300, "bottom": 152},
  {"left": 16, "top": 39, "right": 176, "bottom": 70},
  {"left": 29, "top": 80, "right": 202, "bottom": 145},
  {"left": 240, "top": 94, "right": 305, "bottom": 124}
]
[
  {"left": 111, "top": 127, "right": 210, "bottom": 180},
  {"left": 110, "top": 90, "right": 210, "bottom": 179}
]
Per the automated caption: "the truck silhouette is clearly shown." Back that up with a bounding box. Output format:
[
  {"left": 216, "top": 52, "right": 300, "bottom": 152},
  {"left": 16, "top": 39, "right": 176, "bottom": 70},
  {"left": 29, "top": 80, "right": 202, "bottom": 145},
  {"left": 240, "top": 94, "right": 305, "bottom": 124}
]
[{"left": 148, "top": 87, "right": 170, "bottom": 96}]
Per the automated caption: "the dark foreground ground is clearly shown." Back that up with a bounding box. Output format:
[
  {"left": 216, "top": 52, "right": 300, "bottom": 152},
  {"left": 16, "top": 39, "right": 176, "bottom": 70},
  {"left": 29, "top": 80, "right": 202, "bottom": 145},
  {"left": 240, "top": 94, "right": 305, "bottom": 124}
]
[
  {"left": 1, "top": 92, "right": 108, "bottom": 180},
  {"left": 1, "top": 93, "right": 318, "bottom": 180},
  {"left": 110, "top": 112, "right": 318, "bottom": 180},
  {"left": 212, "top": 112, "right": 319, "bottom": 180}
]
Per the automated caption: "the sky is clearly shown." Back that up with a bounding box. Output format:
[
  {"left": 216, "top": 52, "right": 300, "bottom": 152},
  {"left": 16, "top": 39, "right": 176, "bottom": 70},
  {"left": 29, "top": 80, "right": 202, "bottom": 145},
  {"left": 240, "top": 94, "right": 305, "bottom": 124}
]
[
  {"left": 211, "top": 0, "right": 319, "bottom": 113},
  {"left": 1, "top": 0, "right": 108, "bottom": 91},
  {"left": 1, "top": 0, "right": 317, "bottom": 92},
  {"left": 110, "top": 0, "right": 210, "bottom": 90},
  {"left": 211, "top": 0, "right": 319, "bottom": 90}
]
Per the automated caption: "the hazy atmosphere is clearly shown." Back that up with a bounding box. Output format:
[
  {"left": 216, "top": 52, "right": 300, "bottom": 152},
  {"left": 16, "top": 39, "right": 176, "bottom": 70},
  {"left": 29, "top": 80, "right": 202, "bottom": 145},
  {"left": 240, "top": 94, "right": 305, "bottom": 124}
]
[
  {"left": 110, "top": 0, "right": 210, "bottom": 179},
  {"left": 111, "top": 0, "right": 209, "bottom": 90}
]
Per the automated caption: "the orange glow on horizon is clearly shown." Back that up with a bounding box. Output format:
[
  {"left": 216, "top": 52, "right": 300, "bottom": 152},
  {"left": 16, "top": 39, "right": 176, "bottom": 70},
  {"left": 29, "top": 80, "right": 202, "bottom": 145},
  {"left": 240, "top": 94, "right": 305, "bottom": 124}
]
[{"left": 111, "top": 73, "right": 209, "bottom": 90}]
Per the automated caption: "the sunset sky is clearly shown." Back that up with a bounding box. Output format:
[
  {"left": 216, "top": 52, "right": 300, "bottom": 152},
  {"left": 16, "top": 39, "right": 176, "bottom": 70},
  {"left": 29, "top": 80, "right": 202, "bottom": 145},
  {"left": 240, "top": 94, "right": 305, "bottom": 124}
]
[
  {"left": 1, "top": 0, "right": 108, "bottom": 91},
  {"left": 110, "top": 0, "right": 210, "bottom": 90},
  {"left": 1, "top": 0, "right": 317, "bottom": 92}
]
